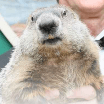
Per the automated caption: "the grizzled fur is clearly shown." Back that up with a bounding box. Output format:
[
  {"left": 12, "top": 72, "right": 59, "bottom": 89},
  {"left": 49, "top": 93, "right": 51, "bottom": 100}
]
[{"left": 0, "top": 5, "right": 104, "bottom": 104}]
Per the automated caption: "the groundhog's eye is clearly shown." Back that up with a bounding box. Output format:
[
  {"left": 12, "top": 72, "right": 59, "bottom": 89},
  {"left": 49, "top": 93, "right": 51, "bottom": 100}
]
[
  {"left": 31, "top": 17, "right": 34, "bottom": 21},
  {"left": 62, "top": 10, "right": 67, "bottom": 17},
  {"left": 63, "top": 11, "right": 66, "bottom": 15}
]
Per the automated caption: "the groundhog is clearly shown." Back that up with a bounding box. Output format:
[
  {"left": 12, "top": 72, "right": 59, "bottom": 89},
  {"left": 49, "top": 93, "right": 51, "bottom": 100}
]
[{"left": 0, "top": 5, "right": 104, "bottom": 104}]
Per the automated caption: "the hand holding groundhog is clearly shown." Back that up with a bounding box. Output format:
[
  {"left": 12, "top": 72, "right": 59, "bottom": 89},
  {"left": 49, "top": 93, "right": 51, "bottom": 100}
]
[{"left": 1, "top": 5, "right": 104, "bottom": 104}]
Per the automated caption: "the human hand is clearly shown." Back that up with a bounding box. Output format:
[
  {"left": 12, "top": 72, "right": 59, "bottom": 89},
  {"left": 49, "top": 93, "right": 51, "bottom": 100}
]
[
  {"left": 44, "top": 85, "right": 98, "bottom": 104},
  {"left": 44, "top": 77, "right": 104, "bottom": 104}
]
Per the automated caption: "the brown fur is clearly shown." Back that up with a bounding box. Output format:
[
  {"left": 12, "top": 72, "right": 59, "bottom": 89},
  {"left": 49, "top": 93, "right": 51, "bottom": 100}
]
[{"left": 2, "top": 5, "right": 103, "bottom": 104}]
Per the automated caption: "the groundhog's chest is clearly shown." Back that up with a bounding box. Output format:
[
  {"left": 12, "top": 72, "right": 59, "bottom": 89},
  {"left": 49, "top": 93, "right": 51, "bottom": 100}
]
[
  {"left": 25, "top": 57, "right": 83, "bottom": 90},
  {"left": 9, "top": 54, "right": 100, "bottom": 93}
]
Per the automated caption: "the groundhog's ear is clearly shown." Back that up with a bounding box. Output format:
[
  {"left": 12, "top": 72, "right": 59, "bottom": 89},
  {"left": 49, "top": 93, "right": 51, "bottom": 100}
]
[
  {"left": 26, "top": 14, "right": 32, "bottom": 25},
  {"left": 73, "top": 10, "right": 81, "bottom": 20},
  {"left": 66, "top": 6, "right": 80, "bottom": 20}
]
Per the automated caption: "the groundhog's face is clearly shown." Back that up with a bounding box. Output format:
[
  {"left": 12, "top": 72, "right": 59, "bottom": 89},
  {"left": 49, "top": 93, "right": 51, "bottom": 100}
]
[{"left": 20, "top": 5, "right": 90, "bottom": 56}]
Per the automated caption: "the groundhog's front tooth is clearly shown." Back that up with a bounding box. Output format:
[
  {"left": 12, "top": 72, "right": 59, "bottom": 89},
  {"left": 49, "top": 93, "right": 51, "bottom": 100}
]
[{"left": 48, "top": 35, "right": 55, "bottom": 39}]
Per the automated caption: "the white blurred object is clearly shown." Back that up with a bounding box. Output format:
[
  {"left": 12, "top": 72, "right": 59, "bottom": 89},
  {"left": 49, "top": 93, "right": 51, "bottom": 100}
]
[
  {"left": 0, "top": 14, "right": 19, "bottom": 46},
  {"left": 95, "top": 30, "right": 104, "bottom": 40}
]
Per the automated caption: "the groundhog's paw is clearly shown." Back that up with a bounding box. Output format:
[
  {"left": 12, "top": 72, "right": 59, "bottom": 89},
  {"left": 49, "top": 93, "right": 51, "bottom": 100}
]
[{"left": 94, "top": 76, "right": 104, "bottom": 90}]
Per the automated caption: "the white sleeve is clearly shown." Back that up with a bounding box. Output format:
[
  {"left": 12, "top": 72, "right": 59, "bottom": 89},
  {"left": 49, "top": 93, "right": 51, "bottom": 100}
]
[{"left": 95, "top": 30, "right": 104, "bottom": 40}]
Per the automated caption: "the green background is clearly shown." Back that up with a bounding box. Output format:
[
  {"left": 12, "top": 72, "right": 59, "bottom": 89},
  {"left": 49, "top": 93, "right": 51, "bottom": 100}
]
[{"left": 0, "top": 31, "right": 12, "bottom": 55}]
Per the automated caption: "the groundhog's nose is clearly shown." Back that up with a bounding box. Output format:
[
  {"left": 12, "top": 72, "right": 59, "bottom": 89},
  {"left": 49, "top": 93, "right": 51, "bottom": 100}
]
[
  {"left": 39, "top": 20, "right": 58, "bottom": 34},
  {"left": 37, "top": 13, "right": 60, "bottom": 35}
]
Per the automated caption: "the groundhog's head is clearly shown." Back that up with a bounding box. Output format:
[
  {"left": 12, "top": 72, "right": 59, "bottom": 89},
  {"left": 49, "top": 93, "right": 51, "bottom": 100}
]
[{"left": 19, "top": 5, "right": 92, "bottom": 57}]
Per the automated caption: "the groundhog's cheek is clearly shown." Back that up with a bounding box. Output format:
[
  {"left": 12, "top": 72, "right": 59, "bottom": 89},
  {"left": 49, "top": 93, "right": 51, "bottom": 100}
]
[
  {"left": 36, "top": 35, "right": 44, "bottom": 45},
  {"left": 60, "top": 29, "right": 69, "bottom": 40}
]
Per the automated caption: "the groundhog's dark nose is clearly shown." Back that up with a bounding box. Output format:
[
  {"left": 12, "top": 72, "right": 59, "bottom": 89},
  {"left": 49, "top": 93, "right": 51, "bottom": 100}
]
[{"left": 39, "top": 21, "right": 58, "bottom": 34}]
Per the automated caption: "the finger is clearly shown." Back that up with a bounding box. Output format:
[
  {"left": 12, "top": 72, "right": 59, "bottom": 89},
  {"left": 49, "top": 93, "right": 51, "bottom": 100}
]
[
  {"left": 44, "top": 89, "right": 60, "bottom": 100},
  {"left": 66, "top": 86, "right": 96, "bottom": 100}
]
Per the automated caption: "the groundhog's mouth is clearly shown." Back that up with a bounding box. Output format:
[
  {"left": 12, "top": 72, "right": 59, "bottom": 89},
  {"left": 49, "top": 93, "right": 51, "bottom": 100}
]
[{"left": 43, "top": 37, "right": 62, "bottom": 44}]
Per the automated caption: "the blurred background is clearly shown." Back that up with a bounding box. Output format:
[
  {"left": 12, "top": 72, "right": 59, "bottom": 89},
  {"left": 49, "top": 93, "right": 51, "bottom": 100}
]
[{"left": 0, "top": 0, "right": 57, "bottom": 25}]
